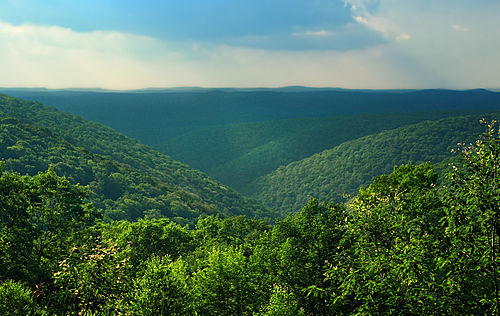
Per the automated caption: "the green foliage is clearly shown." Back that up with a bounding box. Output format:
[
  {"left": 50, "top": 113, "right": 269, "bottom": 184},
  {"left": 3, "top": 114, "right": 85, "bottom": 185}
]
[
  {"left": 167, "top": 111, "right": 475, "bottom": 191},
  {"left": 252, "top": 114, "right": 500, "bottom": 215},
  {"left": 246, "top": 199, "right": 348, "bottom": 314},
  {"left": 12, "top": 88, "right": 498, "bottom": 192},
  {"left": 190, "top": 246, "right": 255, "bottom": 315},
  {"left": 0, "top": 94, "right": 272, "bottom": 223},
  {"left": 274, "top": 200, "right": 347, "bottom": 313},
  {"left": 29, "top": 167, "right": 100, "bottom": 281},
  {"left": 329, "top": 163, "right": 445, "bottom": 314},
  {"left": 2, "top": 92, "right": 500, "bottom": 315},
  {"left": 258, "top": 284, "right": 304, "bottom": 316},
  {"left": 51, "top": 237, "right": 132, "bottom": 315},
  {"left": 0, "top": 166, "right": 99, "bottom": 284},
  {"left": 131, "top": 256, "right": 190, "bottom": 315},
  {"left": 194, "top": 215, "right": 270, "bottom": 251},
  {"left": 0, "top": 167, "right": 36, "bottom": 283},
  {"left": 112, "top": 218, "right": 195, "bottom": 273},
  {"left": 0, "top": 280, "right": 38, "bottom": 316},
  {"left": 441, "top": 119, "right": 500, "bottom": 314}
]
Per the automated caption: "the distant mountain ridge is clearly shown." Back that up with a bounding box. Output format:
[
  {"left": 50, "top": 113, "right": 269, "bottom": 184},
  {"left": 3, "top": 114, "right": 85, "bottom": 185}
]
[{"left": 2, "top": 88, "right": 500, "bottom": 141}]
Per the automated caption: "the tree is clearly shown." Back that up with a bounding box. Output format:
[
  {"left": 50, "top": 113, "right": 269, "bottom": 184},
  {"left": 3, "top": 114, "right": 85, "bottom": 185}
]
[
  {"left": 254, "top": 199, "right": 347, "bottom": 314},
  {"left": 131, "top": 256, "right": 190, "bottom": 315},
  {"left": 114, "top": 218, "right": 195, "bottom": 274},
  {"left": 51, "top": 236, "right": 132, "bottom": 315},
  {"left": 258, "top": 284, "right": 304, "bottom": 316},
  {"left": 328, "top": 163, "right": 445, "bottom": 314},
  {"left": 442, "top": 119, "right": 500, "bottom": 314},
  {"left": 0, "top": 167, "right": 36, "bottom": 283},
  {"left": 28, "top": 167, "right": 101, "bottom": 282},
  {"left": 0, "top": 165, "right": 99, "bottom": 284},
  {"left": 190, "top": 246, "right": 255, "bottom": 315}
]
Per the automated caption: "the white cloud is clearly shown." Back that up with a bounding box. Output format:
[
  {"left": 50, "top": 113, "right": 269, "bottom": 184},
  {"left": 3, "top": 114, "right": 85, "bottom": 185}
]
[
  {"left": 0, "top": 5, "right": 499, "bottom": 91},
  {"left": 345, "top": 0, "right": 412, "bottom": 42},
  {"left": 344, "top": 0, "right": 377, "bottom": 15},
  {"left": 342, "top": 0, "right": 500, "bottom": 89},
  {"left": 0, "top": 20, "right": 427, "bottom": 89},
  {"left": 192, "top": 43, "right": 438, "bottom": 89},
  {"left": 0, "top": 21, "right": 190, "bottom": 89}
]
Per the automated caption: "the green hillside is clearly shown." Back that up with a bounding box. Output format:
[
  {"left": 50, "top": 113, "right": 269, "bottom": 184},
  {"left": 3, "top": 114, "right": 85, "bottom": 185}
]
[
  {"left": 249, "top": 113, "right": 500, "bottom": 215},
  {"left": 7, "top": 88, "right": 499, "bottom": 193},
  {"left": 0, "top": 94, "right": 271, "bottom": 223},
  {"left": 164, "top": 111, "right": 484, "bottom": 190}
]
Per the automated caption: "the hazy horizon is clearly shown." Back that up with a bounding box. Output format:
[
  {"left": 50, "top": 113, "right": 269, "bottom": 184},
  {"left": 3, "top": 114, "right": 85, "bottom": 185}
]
[{"left": 1, "top": 86, "right": 499, "bottom": 93}]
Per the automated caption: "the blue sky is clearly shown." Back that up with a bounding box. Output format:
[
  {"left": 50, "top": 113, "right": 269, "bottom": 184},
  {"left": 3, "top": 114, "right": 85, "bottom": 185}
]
[{"left": 0, "top": 0, "right": 498, "bottom": 89}]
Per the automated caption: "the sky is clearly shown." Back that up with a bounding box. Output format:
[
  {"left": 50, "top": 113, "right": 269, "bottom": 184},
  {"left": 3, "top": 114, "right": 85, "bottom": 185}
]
[{"left": 0, "top": 0, "right": 498, "bottom": 89}]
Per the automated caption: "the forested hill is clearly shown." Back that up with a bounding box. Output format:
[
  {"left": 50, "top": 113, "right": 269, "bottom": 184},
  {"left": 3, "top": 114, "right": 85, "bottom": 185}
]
[
  {"left": 164, "top": 111, "right": 483, "bottom": 191},
  {"left": 3, "top": 88, "right": 500, "bottom": 192},
  {"left": 0, "top": 94, "right": 271, "bottom": 223},
  {"left": 248, "top": 113, "right": 500, "bottom": 215}
]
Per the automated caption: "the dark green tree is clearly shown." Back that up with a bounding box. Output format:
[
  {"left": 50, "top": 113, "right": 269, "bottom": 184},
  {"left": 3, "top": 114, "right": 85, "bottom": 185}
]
[
  {"left": 251, "top": 199, "right": 346, "bottom": 314},
  {"left": 114, "top": 218, "right": 195, "bottom": 274},
  {"left": 0, "top": 167, "right": 36, "bottom": 283},
  {"left": 442, "top": 119, "right": 500, "bottom": 314},
  {"left": 0, "top": 166, "right": 99, "bottom": 284},
  {"left": 29, "top": 167, "right": 100, "bottom": 281}
]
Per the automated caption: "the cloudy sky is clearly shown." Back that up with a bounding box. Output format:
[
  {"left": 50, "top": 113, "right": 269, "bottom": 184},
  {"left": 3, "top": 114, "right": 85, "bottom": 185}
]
[{"left": 0, "top": 0, "right": 498, "bottom": 89}]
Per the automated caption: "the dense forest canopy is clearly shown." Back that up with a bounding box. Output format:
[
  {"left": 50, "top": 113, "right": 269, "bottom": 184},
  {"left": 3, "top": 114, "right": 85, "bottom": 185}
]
[
  {"left": 165, "top": 110, "right": 485, "bottom": 190},
  {"left": 2, "top": 88, "right": 499, "bottom": 194},
  {"left": 0, "top": 94, "right": 270, "bottom": 224},
  {"left": 0, "top": 92, "right": 499, "bottom": 314},
  {"left": 1, "top": 116, "right": 499, "bottom": 314},
  {"left": 2, "top": 0, "right": 500, "bottom": 312},
  {"left": 249, "top": 113, "right": 500, "bottom": 215}
]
